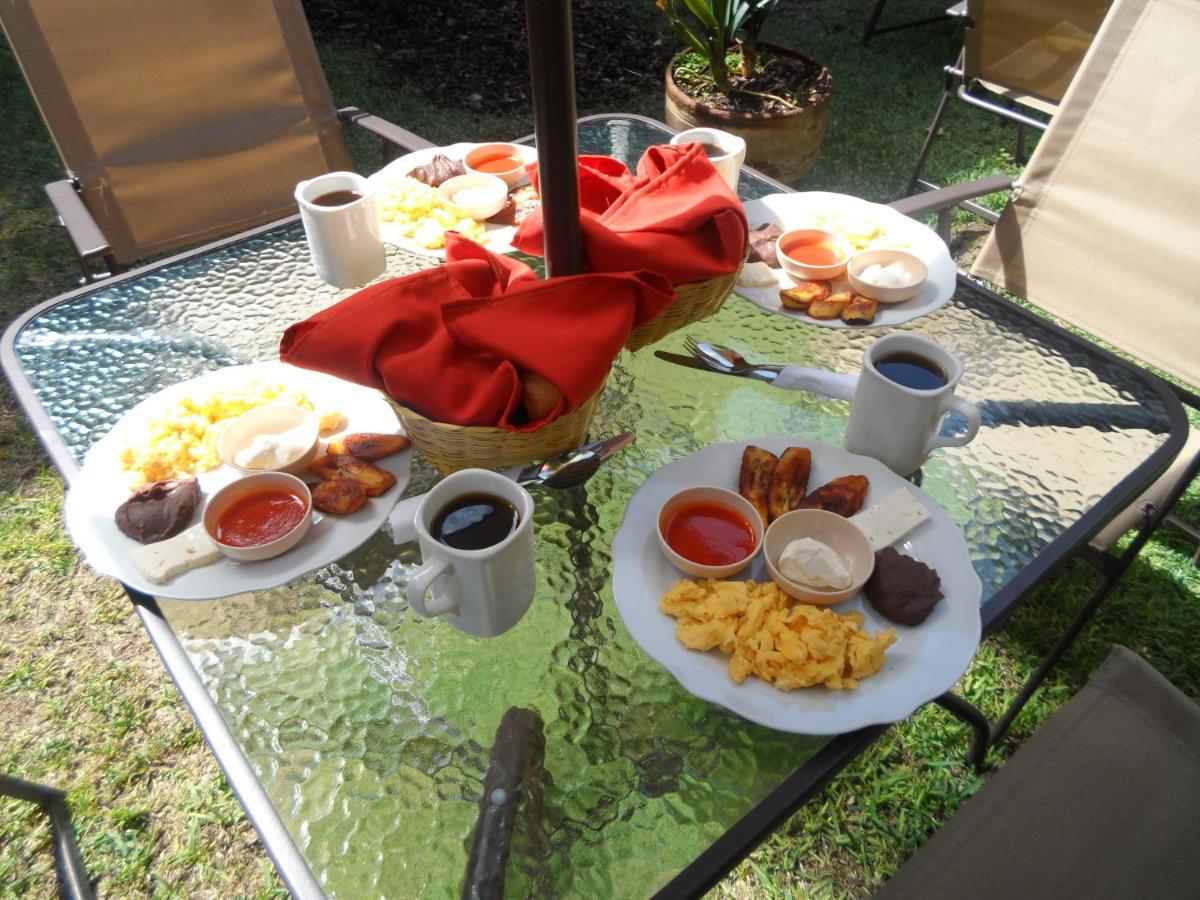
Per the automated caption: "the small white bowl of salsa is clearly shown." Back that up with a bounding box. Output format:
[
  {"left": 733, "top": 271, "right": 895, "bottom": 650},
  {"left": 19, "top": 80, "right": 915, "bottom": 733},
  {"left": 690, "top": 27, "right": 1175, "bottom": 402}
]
[
  {"left": 656, "top": 486, "right": 764, "bottom": 578},
  {"left": 776, "top": 228, "right": 852, "bottom": 281},
  {"left": 465, "top": 142, "right": 528, "bottom": 188},
  {"left": 203, "top": 472, "right": 312, "bottom": 562}
]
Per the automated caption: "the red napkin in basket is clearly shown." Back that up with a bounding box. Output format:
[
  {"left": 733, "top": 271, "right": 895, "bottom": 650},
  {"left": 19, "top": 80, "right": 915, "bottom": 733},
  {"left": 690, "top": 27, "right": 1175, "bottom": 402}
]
[
  {"left": 279, "top": 235, "right": 674, "bottom": 431},
  {"left": 514, "top": 142, "right": 748, "bottom": 285}
]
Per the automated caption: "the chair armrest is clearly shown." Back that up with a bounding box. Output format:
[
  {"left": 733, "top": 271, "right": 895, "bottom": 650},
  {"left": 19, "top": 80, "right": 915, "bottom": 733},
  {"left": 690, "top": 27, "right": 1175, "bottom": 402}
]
[
  {"left": 338, "top": 107, "right": 436, "bottom": 153},
  {"left": 44, "top": 180, "right": 112, "bottom": 261},
  {"left": 888, "top": 175, "right": 1014, "bottom": 217}
]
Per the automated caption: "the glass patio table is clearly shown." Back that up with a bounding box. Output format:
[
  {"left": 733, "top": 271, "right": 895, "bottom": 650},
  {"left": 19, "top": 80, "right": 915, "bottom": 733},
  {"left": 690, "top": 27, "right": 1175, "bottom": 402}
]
[{"left": 2, "top": 114, "right": 1186, "bottom": 898}]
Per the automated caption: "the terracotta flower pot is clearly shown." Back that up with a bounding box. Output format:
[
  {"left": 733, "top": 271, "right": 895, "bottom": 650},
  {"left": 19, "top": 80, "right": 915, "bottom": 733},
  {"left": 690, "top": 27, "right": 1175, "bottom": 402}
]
[{"left": 664, "top": 44, "right": 833, "bottom": 183}]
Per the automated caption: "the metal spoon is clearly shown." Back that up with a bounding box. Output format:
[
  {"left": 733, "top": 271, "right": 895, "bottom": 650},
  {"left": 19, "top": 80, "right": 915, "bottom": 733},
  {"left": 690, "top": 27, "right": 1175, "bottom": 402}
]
[
  {"left": 682, "top": 336, "right": 784, "bottom": 376},
  {"left": 514, "top": 431, "right": 636, "bottom": 490}
]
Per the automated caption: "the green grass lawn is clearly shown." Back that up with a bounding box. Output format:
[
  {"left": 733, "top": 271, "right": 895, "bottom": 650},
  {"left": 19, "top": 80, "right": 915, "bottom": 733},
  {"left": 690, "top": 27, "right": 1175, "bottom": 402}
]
[{"left": 1, "top": 1, "right": 1197, "bottom": 896}]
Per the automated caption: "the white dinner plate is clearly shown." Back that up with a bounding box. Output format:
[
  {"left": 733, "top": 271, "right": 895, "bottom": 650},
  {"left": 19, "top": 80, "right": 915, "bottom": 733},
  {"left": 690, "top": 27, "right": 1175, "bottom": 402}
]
[
  {"left": 736, "top": 192, "right": 957, "bottom": 329},
  {"left": 367, "top": 141, "right": 538, "bottom": 258},
  {"left": 64, "top": 362, "right": 411, "bottom": 601},
  {"left": 611, "top": 436, "right": 981, "bottom": 734}
]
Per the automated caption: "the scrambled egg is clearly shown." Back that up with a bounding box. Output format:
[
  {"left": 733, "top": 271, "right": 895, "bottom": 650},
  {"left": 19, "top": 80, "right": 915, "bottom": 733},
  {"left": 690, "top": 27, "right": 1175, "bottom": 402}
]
[
  {"left": 375, "top": 176, "right": 487, "bottom": 249},
  {"left": 661, "top": 579, "right": 895, "bottom": 691},
  {"left": 793, "top": 210, "right": 912, "bottom": 253},
  {"left": 119, "top": 381, "right": 315, "bottom": 486}
]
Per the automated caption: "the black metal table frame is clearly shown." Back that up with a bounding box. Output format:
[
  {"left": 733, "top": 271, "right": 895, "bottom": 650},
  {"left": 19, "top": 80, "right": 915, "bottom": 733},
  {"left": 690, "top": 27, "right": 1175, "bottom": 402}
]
[{"left": 2, "top": 117, "right": 1189, "bottom": 900}]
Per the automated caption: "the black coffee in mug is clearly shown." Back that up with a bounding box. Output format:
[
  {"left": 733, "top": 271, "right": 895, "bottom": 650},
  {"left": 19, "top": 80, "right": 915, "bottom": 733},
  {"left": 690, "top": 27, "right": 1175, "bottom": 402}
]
[
  {"left": 312, "top": 189, "right": 363, "bottom": 207},
  {"left": 875, "top": 352, "right": 948, "bottom": 391},
  {"left": 431, "top": 493, "right": 518, "bottom": 551}
]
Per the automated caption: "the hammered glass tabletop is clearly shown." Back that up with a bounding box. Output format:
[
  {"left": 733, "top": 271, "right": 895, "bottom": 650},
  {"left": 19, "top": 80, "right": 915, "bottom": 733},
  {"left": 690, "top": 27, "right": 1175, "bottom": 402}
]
[{"left": 8, "top": 116, "right": 1175, "bottom": 897}]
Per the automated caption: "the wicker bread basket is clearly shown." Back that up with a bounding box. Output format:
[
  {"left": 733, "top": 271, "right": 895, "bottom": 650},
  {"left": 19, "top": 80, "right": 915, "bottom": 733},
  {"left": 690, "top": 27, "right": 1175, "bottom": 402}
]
[
  {"left": 388, "top": 387, "right": 603, "bottom": 475},
  {"left": 623, "top": 256, "right": 746, "bottom": 351}
]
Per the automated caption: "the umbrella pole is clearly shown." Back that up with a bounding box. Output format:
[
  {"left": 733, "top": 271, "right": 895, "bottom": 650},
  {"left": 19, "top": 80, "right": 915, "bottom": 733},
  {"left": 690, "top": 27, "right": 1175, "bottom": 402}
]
[{"left": 525, "top": 0, "right": 583, "bottom": 277}]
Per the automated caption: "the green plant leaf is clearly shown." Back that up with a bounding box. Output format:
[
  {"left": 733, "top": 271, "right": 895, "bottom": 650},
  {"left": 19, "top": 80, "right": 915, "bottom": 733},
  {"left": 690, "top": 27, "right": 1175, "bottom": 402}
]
[
  {"left": 670, "top": 21, "right": 710, "bottom": 61},
  {"left": 680, "top": 0, "right": 720, "bottom": 32}
]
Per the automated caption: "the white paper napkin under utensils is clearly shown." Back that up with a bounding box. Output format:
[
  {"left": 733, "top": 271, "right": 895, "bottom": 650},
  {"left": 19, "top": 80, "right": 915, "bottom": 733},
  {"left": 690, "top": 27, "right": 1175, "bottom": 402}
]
[{"left": 770, "top": 365, "right": 858, "bottom": 401}]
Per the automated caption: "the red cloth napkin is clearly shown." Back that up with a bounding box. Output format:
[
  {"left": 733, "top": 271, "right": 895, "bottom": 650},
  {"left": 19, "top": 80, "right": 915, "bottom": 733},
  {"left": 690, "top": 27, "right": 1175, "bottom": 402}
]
[
  {"left": 514, "top": 143, "right": 748, "bottom": 284},
  {"left": 279, "top": 235, "right": 674, "bottom": 431}
]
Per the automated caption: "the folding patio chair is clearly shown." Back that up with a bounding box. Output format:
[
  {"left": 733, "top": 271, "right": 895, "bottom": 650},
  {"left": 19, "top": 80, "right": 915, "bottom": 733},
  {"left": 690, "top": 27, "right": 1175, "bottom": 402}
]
[
  {"left": 875, "top": 645, "right": 1200, "bottom": 898},
  {"left": 892, "top": 0, "right": 1200, "bottom": 759},
  {"left": 908, "top": 0, "right": 1112, "bottom": 191},
  {"left": 0, "top": 0, "right": 432, "bottom": 280}
]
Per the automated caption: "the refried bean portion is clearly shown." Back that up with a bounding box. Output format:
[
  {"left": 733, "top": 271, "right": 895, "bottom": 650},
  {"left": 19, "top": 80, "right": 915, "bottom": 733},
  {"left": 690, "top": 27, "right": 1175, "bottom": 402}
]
[
  {"left": 115, "top": 478, "right": 200, "bottom": 544},
  {"left": 864, "top": 547, "right": 943, "bottom": 626}
]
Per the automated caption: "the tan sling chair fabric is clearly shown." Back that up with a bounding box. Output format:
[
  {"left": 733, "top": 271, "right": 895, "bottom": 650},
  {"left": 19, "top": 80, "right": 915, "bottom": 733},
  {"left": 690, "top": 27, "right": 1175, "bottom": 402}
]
[
  {"left": 966, "top": 0, "right": 1112, "bottom": 114},
  {"left": 1, "top": 0, "right": 353, "bottom": 264},
  {"left": 972, "top": 0, "right": 1200, "bottom": 390}
]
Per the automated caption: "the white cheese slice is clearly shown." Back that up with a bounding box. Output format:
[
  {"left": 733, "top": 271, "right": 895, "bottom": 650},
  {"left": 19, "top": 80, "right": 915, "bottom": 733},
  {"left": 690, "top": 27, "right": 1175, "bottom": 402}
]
[
  {"left": 851, "top": 488, "right": 931, "bottom": 551},
  {"left": 128, "top": 523, "right": 222, "bottom": 584},
  {"left": 737, "top": 261, "right": 778, "bottom": 287}
]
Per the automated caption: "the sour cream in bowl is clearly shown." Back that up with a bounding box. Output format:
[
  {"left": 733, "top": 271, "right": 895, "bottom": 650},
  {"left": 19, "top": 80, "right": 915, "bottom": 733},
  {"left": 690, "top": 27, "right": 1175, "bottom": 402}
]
[
  {"left": 218, "top": 405, "right": 319, "bottom": 476},
  {"left": 437, "top": 173, "right": 508, "bottom": 220},
  {"left": 847, "top": 249, "right": 928, "bottom": 303},
  {"left": 764, "top": 509, "right": 874, "bottom": 605}
]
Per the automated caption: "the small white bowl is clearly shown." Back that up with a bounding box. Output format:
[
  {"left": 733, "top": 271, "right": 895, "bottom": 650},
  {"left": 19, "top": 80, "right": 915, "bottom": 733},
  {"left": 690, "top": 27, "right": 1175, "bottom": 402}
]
[
  {"left": 464, "top": 142, "right": 528, "bottom": 188},
  {"left": 776, "top": 228, "right": 853, "bottom": 281},
  {"left": 437, "top": 173, "right": 509, "bottom": 220},
  {"left": 218, "top": 405, "right": 319, "bottom": 476},
  {"left": 657, "top": 486, "right": 764, "bottom": 578},
  {"left": 763, "top": 509, "right": 874, "bottom": 606},
  {"left": 846, "top": 249, "right": 928, "bottom": 303},
  {"left": 203, "top": 472, "right": 313, "bottom": 562}
]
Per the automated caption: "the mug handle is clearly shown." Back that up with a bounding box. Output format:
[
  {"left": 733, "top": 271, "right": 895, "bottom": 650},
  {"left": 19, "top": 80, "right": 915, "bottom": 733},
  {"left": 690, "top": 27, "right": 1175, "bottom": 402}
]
[
  {"left": 408, "top": 557, "right": 458, "bottom": 618},
  {"left": 926, "top": 395, "right": 982, "bottom": 452}
]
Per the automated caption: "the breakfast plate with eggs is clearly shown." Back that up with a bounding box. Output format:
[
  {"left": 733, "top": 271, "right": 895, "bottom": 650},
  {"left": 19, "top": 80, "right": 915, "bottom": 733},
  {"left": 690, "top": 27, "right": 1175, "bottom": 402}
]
[
  {"left": 735, "top": 192, "right": 957, "bottom": 329},
  {"left": 63, "top": 361, "right": 411, "bottom": 601},
  {"left": 610, "top": 436, "right": 981, "bottom": 734},
  {"left": 367, "top": 142, "right": 539, "bottom": 258}
]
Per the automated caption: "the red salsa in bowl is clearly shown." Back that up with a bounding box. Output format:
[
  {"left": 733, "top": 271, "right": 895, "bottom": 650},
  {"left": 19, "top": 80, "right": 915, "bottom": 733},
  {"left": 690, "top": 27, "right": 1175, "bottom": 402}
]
[
  {"left": 663, "top": 500, "right": 757, "bottom": 566},
  {"left": 656, "top": 486, "right": 764, "bottom": 578},
  {"left": 216, "top": 487, "right": 308, "bottom": 548},
  {"left": 203, "top": 472, "right": 313, "bottom": 561}
]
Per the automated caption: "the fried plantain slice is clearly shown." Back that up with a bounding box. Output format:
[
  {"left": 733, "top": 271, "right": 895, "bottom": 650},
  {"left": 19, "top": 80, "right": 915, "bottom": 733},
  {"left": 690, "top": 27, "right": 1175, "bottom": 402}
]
[
  {"left": 779, "top": 280, "right": 830, "bottom": 310},
  {"left": 738, "top": 445, "right": 778, "bottom": 525},
  {"left": 841, "top": 295, "right": 879, "bottom": 325},
  {"left": 807, "top": 292, "right": 852, "bottom": 320},
  {"left": 333, "top": 455, "right": 395, "bottom": 497},
  {"left": 308, "top": 454, "right": 340, "bottom": 480},
  {"left": 326, "top": 432, "right": 411, "bottom": 461},
  {"left": 312, "top": 477, "right": 368, "bottom": 515},
  {"left": 309, "top": 454, "right": 396, "bottom": 497},
  {"left": 767, "top": 447, "right": 813, "bottom": 522},
  {"left": 795, "top": 474, "right": 870, "bottom": 517}
]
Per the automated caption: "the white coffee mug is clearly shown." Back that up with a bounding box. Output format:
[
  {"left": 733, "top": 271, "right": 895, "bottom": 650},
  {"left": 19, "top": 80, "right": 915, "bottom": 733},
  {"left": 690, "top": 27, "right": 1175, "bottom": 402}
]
[
  {"left": 670, "top": 127, "right": 747, "bottom": 192},
  {"left": 294, "top": 171, "right": 386, "bottom": 289},
  {"left": 844, "top": 333, "right": 981, "bottom": 476},
  {"left": 391, "top": 469, "right": 536, "bottom": 638}
]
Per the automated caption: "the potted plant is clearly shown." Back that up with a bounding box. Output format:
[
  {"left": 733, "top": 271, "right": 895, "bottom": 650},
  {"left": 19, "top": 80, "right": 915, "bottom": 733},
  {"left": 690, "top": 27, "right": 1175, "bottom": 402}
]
[{"left": 657, "top": 0, "right": 834, "bottom": 183}]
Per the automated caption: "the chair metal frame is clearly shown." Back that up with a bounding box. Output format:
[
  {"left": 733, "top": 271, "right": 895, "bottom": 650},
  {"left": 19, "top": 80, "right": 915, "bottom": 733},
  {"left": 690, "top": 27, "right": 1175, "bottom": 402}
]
[{"left": 0, "top": 774, "right": 94, "bottom": 899}]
